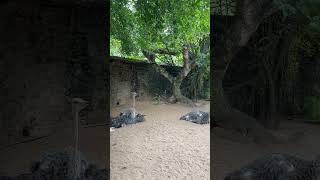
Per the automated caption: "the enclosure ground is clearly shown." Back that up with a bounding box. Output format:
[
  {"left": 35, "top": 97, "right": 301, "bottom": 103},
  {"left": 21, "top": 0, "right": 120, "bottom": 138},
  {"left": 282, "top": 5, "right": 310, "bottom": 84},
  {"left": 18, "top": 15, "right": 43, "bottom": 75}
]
[
  {"left": 110, "top": 100, "right": 210, "bottom": 180},
  {"left": 212, "top": 120, "right": 320, "bottom": 180},
  {"left": 0, "top": 124, "right": 107, "bottom": 176}
]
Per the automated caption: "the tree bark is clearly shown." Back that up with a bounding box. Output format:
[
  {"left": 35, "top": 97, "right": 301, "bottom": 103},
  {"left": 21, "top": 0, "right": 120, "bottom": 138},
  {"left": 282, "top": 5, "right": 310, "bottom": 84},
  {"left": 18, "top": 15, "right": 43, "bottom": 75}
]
[
  {"left": 211, "top": 0, "right": 285, "bottom": 143},
  {"left": 213, "top": 71, "right": 281, "bottom": 143},
  {"left": 143, "top": 46, "right": 195, "bottom": 106},
  {"left": 260, "top": 14, "right": 310, "bottom": 129},
  {"left": 170, "top": 77, "right": 194, "bottom": 105}
]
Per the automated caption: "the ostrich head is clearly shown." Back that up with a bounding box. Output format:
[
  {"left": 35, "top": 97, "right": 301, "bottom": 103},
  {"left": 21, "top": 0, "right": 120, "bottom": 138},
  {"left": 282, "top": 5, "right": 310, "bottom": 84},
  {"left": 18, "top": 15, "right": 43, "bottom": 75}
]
[{"left": 71, "top": 98, "right": 88, "bottom": 112}]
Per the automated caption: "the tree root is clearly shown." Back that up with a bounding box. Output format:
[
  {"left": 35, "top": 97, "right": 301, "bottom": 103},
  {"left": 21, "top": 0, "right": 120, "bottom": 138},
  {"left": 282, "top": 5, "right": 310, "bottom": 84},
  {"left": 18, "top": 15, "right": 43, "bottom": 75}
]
[{"left": 168, "top": 95, "right": 195, "bottom": 107}]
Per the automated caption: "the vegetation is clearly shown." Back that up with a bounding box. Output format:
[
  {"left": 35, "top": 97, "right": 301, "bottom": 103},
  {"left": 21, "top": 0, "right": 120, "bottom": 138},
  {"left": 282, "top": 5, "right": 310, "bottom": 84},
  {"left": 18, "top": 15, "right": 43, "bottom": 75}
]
[
  {"left": 212, "top": 0, "right": 320, "bottom": 143},
  {"left": 303, "top": 96, "right": 320, "bottom": 121},
  {"left": 110, "top": 0, "right": 320, "bottom": 141},
  {"left": 111, "top": 0, "right": 210, "bottom": 104}
]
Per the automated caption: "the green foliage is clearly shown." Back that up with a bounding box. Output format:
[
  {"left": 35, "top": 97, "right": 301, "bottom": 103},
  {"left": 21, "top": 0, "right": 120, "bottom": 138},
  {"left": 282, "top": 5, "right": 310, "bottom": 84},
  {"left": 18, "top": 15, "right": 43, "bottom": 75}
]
[
  {"left": 189, "top": 66, "right": 210, "bottom": 99},
  {"left": 274, "top": 0, "right": 320, "bottom": 115},
  {"left": 152, "top": 94, "right": 161, "bottom": 105},
  {"left": 303, "top": 96, "right": 320, "bottom": 121},
  {"left": 275, "top": 0, "right": 320, "bottom": 19},
  {"left": 111, "top": 0, "right": 137, "bottom": 55},
  {"left": 110, "top": 38, "right": 122, "bottom": 56},
  {"left": 111, "top": 0, "right": 210, "bottom": 100},
  {"left": 190, "top": 52, "right": 210, "bottom": 98},
  {"left": 296, "top": 27, "right": 320, "bottom": 58},
  {"left": 211, "top": 0, "right": 236, "bottom": 16},
  {"left": 111, "top": 0, "right": 210, "bottom": 64}
]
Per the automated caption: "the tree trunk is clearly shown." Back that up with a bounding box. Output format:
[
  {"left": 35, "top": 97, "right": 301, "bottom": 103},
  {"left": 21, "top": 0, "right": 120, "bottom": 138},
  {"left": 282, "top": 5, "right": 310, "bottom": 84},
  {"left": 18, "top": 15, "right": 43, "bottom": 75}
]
[
  {"left": 261, "top": 14, "right": 309, "bottom": 129},
  {"left": 172, "top": 79, "right": 182, "bottom": 99},
  {"left": 143, "top": 46, "right": 196, "bottom": 106},
  {"left": 211, "top": 0, "right": 289, "bottom": 143},
  {"left": 266, "top": 81, "right": 278, "bottom": 129},
  {"left": 260, "top": 51, "right": 279, "bottom": 129},
  {"left": 213, "top": 70, "right": 280, "bottom": 143},
  {"left": 169, "top": 77, "right": 194, "bottom": 105}
]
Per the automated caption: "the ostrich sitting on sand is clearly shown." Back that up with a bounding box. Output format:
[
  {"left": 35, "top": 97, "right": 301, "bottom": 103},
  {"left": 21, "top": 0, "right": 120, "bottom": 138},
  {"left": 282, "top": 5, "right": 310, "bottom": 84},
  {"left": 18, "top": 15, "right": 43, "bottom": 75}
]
[
  {"left": 111, "top": 108, "right": 146, "bottom": 128},
  {"left": 224, "top": 153, "right": 320, "bottom": 180},
  {"left": 0, "top": 148, "right": 108, "bottom": 180},
  {"left": 111, "top": 92, "right": 146, "bottom": 129},
  {"left": 179, "top": 111, "right": 209, "bottom": 124}
]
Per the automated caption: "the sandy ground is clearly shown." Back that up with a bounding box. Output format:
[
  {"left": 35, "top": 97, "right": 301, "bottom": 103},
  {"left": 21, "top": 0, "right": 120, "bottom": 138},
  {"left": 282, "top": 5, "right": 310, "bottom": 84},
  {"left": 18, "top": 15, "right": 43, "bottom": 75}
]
[
  {"left": 212, "top": 120, "right": 320, "bottom": 180},
  {"left": 2, "top": 100, "right": 318, "bottom": 180},
  {"left": 110, "top": 100, "right": 210, "bottom": 180},
  {"left": 0, "top": 123, "right": 108, "bottom": 176}
]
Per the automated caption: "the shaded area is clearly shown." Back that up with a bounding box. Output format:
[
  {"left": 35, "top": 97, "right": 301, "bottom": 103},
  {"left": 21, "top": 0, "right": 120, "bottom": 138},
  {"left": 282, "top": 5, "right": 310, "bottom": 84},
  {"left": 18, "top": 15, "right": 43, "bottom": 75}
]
[
  {"left": 212, "top": 120, "right": 320, "bottom": 179},
  {"left": 0, "top": 0, "right": 108, "bottom": 178},
  {"left": 1, "top": 148, "right": 108, "bottom": 180},
  {"left": 224, "top": 153, "right": 319, "bottom": 180}
]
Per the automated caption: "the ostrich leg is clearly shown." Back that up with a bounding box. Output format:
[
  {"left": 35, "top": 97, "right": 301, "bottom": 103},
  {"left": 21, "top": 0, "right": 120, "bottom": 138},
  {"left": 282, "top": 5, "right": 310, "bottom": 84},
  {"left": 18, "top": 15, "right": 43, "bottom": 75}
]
[
  {"left": 132, "top": 92, "right": 137, "bottom": 118},
  {"left": 71, "top": 98, "right": 88, "bottom": 180}
]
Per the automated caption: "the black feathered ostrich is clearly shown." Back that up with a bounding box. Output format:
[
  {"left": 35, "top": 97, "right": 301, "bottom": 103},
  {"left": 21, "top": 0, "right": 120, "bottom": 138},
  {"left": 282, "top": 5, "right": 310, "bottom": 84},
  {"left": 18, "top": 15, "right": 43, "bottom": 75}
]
[
  {"left": 111, "top": 92, "right": 146, "bottom": 129},
  {"left": 0, "top": 148, "right": 108, "bottom": 180},
  {"left": 179, "top": 110, "right": 209, "bottom": 124},
  {"left": 224, "top": 153, "right": 320, "bottom": 180}
]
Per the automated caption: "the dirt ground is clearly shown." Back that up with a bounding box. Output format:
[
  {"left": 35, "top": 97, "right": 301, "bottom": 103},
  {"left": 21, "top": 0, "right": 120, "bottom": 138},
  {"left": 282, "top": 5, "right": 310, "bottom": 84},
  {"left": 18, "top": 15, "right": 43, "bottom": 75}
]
[
  {"left": 0, "top": 122, "right": 108, "bottom": 176},
  {"left": 2, "top": 100, "right": 319, "bottom": 180},
  {"left": 111, "top": 100, "right": 320, "bottom": 180},
  {"left": 212, "top": 120, "right": 320, "bottom": 180},
  {"left": 110, "top": 100, "right": 210, "bottom": 180}
]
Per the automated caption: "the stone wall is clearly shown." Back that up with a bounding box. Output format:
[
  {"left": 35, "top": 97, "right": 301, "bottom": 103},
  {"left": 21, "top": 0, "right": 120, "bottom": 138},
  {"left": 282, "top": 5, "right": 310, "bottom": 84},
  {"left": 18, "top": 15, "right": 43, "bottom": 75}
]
[
  {"left": 110, "top": 57, "right": 182, "bottom": 107},
  {"left": 0, "top": 1, "right": 107, "bottom": 135}
]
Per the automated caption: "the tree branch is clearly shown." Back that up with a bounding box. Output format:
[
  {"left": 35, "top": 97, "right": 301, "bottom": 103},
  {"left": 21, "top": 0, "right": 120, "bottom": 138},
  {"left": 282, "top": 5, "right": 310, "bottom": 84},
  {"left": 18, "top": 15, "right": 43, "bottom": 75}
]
[
  {"left": 212, "top": 0, "right": 283, "bottom": 77},
  {"left": 142, "top": 50, "right": 156, "bottom": 63},
  {"left": 143, "top": 44, "right": 197, "bottom": 83},
  {"left": 153, "top": 48, "right": 178, "bottom": 56},
  {"left": 179, "top": 45, "right": 195, "bottom": 79},
  {"left": 142, "top": 49, "right": 174, "bottom": 83}
]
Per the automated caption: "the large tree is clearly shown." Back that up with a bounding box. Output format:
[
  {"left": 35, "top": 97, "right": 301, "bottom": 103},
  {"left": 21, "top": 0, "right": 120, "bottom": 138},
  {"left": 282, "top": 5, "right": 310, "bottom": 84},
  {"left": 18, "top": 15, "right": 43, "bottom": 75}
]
[
  {"left": 111, "top": 0, "right": 210, "bottom": 105},
  {"left": 212, "top": 0, "right": 320, "bottom": 143}
]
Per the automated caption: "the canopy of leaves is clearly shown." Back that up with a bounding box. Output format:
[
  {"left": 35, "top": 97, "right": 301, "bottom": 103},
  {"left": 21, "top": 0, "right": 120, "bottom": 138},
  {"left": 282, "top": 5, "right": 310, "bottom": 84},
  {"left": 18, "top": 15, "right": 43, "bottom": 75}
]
[{"left": 111, "top": 0, "right": 210, "bottom": 65}]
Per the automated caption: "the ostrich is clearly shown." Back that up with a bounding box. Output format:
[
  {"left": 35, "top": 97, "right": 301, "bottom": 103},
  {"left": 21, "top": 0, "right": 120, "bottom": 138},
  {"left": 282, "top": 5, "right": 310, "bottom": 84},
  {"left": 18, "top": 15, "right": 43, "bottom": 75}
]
[
  {"left": 0, "top": 148, "right": 108, "bottom": 180},
  {"left": 111, "top": 92, "right": 146, "bottom": 128},
  {"left": 111, "top": 108, "right": 146, "bottom": 128},
  {"left": 29, "top": 148, "right": 108, "bottom": 180},
  {"left": 179, "top": 110, "right": 209, "bottom": 124},
  {"left": 224, "top": 153, "right": 320, "bottom": 180}
]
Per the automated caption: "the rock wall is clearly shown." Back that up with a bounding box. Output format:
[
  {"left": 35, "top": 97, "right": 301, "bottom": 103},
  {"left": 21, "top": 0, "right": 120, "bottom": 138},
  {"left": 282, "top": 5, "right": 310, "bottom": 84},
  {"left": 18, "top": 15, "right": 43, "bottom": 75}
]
[{"left": 110, "top": 57, "right": 182, "bottom": 107}]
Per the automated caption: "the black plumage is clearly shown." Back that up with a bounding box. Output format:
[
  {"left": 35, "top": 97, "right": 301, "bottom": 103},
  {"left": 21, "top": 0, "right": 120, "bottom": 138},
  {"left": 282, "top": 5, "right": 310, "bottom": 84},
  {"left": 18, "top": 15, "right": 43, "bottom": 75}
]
[
  {"left": 0, "top": 148, "right": 108, "bottom": 180},
  {"left": 179, "top": 111, "right": 209, "bottom": 124},
  {"left": 111, "top": 108, "right": 145, "bottom": 128},
  {"left": 224, "top": 153, "right": 320, "bottom": 180},
  {"left": 111, "top": 116, "right": 123, "bottom": 128}
]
